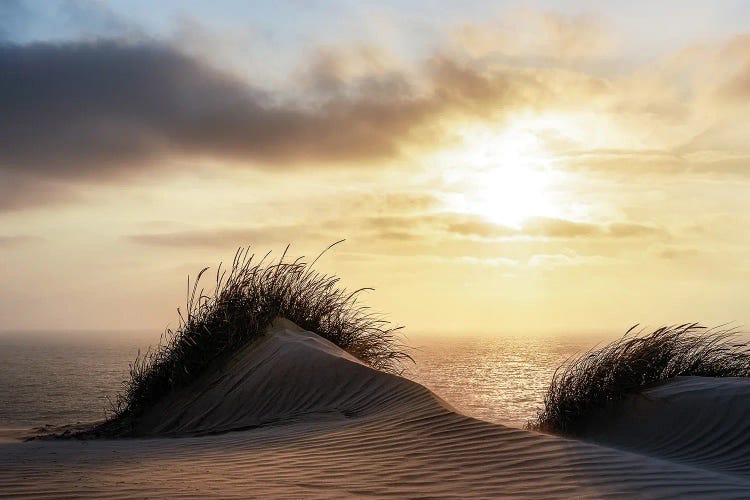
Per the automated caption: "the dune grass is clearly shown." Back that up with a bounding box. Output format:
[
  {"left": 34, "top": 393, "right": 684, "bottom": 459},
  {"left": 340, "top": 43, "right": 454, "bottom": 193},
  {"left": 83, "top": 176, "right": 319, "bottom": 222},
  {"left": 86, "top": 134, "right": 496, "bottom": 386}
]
[
  {"left": 529, "top": 323, "right": 750, "bottom": 435},
  {"left": 101, "top": 242, "right": 410, "bottom": 432}
]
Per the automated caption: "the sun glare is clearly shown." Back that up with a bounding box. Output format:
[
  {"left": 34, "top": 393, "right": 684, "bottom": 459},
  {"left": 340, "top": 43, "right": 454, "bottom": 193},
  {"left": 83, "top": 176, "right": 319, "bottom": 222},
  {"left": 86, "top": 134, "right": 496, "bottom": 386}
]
[{"left": 440, "top": 118, "right": 567, "bottom": 228}]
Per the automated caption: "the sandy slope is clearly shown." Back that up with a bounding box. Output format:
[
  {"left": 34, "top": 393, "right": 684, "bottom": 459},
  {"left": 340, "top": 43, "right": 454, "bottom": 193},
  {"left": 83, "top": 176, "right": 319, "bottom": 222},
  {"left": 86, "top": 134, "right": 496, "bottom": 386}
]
[
  {"left": 1, "top": 319, "right": 750, "bottom": 498},
  {"left": 132, "top": 318, "right": 453, "bottom": 436},
  {"left": 579, "top": 376, "right": 750, "bottom": 478}
]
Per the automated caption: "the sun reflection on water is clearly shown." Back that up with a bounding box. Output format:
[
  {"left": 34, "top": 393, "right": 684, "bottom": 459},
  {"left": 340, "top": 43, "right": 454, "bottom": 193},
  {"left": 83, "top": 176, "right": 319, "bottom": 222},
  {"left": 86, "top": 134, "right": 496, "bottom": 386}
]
[{"left": 407, "top": 335, "right": 587, "bottom": 427}]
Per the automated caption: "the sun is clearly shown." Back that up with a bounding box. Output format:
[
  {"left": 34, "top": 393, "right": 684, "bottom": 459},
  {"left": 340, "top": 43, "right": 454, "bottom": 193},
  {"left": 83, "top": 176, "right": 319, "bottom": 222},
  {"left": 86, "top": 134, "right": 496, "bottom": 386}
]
[
  {"left": 439, "top": 119, "right": 564, "bottom": 228},
  {"left": 472, "top": 158, "right": 554, "bottom": 228}
]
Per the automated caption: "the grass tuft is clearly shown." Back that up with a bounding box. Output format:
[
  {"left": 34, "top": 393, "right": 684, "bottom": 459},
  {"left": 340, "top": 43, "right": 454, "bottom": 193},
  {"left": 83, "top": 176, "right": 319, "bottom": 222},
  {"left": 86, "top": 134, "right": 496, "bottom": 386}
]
[
  {"left": 101, "top": 242, "right": 411, "bottom": 432},
  {"left": 528, "top": 323, "right": 750, "bottom": 435}
]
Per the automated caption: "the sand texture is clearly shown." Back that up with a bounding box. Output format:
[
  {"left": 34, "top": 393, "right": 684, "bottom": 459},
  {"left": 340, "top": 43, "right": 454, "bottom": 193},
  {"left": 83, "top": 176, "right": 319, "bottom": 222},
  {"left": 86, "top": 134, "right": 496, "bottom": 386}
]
[
  {"left": 579, "top": 376, "right": 750, "bottom": 478},
  {"left": 1, "top": 319, "right": 750, "bottom": 498}
]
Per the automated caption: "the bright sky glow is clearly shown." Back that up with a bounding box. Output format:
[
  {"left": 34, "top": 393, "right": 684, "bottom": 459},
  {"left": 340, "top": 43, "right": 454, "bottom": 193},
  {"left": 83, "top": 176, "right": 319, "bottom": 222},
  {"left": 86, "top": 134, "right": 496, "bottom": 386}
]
[{"left": 1, "top": 1, "right": 750, "bottom": 335}]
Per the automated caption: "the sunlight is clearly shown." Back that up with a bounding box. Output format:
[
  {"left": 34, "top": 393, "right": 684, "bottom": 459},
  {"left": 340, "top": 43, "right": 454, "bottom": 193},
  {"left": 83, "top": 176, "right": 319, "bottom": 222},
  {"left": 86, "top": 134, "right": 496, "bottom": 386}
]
[{"left": 440, "top": 118, "right": 568, "bottom": 228}]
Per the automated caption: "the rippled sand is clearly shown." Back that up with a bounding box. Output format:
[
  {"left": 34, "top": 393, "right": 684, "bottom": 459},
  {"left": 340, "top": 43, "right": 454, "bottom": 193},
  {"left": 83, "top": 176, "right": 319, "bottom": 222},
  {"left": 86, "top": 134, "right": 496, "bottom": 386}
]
[{"left": 2, "top": 320, "right": 749, "bottom": 498}]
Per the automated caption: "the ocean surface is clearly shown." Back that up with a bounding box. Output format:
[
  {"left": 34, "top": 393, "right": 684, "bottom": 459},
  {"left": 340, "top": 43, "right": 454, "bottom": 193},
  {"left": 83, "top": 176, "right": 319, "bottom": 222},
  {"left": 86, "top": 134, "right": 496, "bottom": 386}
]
[{"left": 0, "top": 331, "right": 592, "bottom": 430}]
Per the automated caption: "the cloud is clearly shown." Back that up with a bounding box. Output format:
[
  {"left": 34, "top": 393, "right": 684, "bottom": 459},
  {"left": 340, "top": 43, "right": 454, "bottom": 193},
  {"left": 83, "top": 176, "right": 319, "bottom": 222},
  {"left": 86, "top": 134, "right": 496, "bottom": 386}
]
[
  {"left": 523, "top": 217, "right": 601, "bottom": 238},
  {"left": 562, "top": 149, "right": 750, "bottom": 178},
  {"left": 608, "top": 222, "right": 662, "bottom": 238},
  {"left": 0, "top": 234, "right": 41, "bottom": 247},
  {"left": 655, "top": 246, "right": 702, "bottom": 260},
  {"left": 0, "top": 171, "right": 77, "bottom": 211},
  {"left": 128, "top": 225, "right": 321, "bottom": 248},
  {"left": 520, "top": 217, "right": 662, "bottom": 239},
  {"left": 0, "top": 38, "right": 615, "bottom": 212},
  {"left": 713, "top": 34, "right": 750, "bottom": 101},
  {"left": 442, "top": 219, "right": 518, "bottom": 238},
  {"left": 0, "top": 40, "right": 427, "bottom": 181},
  {"left": 362, "top": 214, "right": 663, "bottom": 241},
  {"left": 452, "top": 10, "right": 615, "bottom": 64},
  {"left": 360, "top": 213, "right": 518, "bottom": 240},
  {"left": 344, "top": 192, "right": 441, "bottom": 214},
  {"left": 0, "top": 41, "right": 418, "bottom": 177},
  {"left": 302, "top": 44, "right": 404, "bottom": 95},
  {"left": 130, "top": 213, "right": 662, "bottom": 249},
  {"left": 527, "top": 251, "right": 617, "bottom": 268},
  {"left": 6, "top": 27, "right": 746, "bottom": 215},
  {"left": 372, "top": 230, "right": 422, "bottom": 242}
]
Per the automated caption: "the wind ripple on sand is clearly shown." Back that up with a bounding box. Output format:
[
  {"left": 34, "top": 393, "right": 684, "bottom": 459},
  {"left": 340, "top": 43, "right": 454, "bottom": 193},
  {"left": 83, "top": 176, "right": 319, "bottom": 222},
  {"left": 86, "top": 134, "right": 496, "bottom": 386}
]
[{"left": 578, "top": 376, "right": 750, "bottom": 479}]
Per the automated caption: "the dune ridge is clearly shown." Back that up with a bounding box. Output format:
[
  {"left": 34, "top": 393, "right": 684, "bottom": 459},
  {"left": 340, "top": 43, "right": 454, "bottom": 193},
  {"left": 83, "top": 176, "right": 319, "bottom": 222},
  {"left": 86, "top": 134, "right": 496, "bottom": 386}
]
[
  {"left": 132, "top": 318, "right": 452, "bottom": 436},
  {"left": 2, "top": 320, "right": 750, "bottom": 498}
]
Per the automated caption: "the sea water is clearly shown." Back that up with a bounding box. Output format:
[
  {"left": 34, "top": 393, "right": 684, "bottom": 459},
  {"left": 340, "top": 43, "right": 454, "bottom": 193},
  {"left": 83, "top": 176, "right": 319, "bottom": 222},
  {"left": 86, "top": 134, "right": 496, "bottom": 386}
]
[
  {"left": 407, "top": 335, "right": 587, "bottom": 427},
  {"left": 0, "top": 331, "right": 590, "bottom": 430}
]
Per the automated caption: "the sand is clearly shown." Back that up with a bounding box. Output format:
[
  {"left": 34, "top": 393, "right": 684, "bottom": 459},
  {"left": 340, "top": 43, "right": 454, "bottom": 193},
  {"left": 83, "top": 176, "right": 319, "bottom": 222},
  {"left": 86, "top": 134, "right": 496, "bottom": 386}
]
[
  {"left": 1, "top": 319, "right": 749, "bottom": 498},
  {"left": 579, "top": 376, "right": 750, "bottom": 478}
]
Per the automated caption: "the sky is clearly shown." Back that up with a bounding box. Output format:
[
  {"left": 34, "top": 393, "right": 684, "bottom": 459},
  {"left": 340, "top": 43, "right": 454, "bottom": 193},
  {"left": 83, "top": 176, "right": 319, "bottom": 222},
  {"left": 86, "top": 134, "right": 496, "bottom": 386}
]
[{"left": 1, "top": 0, "right": 749, "bottom": 336}]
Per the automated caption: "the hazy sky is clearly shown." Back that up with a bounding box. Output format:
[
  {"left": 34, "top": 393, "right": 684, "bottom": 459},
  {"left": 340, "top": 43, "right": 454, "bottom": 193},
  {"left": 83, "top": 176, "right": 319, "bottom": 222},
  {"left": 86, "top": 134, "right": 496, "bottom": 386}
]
[{"left": 2, "top": 1, "right": 750, "bottom": 335}]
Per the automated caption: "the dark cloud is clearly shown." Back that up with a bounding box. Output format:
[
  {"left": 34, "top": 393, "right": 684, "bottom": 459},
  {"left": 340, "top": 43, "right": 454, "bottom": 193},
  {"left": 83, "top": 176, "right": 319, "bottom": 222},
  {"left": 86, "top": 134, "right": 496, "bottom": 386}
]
[
  {"left": 0, "top": 40, "right": 439, "bottom": 184},
  {"left": 0, "top": 41, "right": 448, "bottom": 181},
  {"left": 0, "top": 41, "right": 309, "bottom": 178}
]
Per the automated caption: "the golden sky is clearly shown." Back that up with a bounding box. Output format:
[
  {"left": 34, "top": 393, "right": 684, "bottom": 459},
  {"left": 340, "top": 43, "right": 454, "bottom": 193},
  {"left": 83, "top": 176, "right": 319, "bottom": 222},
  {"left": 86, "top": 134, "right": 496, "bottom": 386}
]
[{"left": 1, "top": 1, "right": 749, "bottom": 335}]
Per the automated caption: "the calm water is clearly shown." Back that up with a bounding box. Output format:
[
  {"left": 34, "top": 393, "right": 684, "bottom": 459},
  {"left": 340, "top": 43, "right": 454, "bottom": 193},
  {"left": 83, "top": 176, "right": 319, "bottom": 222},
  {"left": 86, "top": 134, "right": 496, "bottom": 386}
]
[
  {"left": 0, "top": 332, "right": 590, "bottom": 430},
  {"left": 407, "top": 336, "right": 587, "bottom": 427}
]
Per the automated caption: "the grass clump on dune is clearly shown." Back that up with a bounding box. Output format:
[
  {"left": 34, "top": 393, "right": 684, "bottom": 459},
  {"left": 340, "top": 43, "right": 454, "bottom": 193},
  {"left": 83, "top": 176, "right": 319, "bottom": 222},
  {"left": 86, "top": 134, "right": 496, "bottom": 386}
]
[
  {"left": 103, "top": 242, "right": 410, "bottom": 432},
  {"left": 529, "top": 323, "right": 750, "bottom": 435}
]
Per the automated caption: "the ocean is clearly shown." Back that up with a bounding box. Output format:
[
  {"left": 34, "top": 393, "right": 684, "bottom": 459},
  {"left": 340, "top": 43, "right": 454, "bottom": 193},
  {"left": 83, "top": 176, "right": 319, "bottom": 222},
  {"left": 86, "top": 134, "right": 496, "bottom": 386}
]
[{"left": 0, "top": 331, "right": 591, "bottom": 430}]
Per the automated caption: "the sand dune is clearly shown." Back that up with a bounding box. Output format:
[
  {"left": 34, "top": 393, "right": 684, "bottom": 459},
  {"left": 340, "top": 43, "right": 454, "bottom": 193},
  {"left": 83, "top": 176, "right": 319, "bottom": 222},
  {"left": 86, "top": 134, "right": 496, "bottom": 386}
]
[
  {"left": 2, "top": 320, "right": 750, "bottom": 498},
  {"left": 133, "top": 318, "right": 453, "bottom": 436},
  {"left": 579, "top": 376, "right": 750, "bottom": 478}
]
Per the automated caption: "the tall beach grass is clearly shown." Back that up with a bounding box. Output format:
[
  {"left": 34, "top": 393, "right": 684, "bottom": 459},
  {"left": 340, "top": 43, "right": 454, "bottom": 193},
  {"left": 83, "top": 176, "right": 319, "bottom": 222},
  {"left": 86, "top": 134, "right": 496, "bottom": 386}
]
[
  {"left": 101, "top": 242, "right": 410, "bottom": 433},
  {"left": 529, "top": 323, "right": 750, "bottom": 435}
]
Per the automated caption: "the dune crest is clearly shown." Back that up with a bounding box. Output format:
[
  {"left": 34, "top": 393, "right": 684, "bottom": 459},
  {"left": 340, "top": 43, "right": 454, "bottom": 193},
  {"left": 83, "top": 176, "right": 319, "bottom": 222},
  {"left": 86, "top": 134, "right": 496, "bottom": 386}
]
[{"left": 133, "top": 318, "right": 451, "bottom": 436}]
